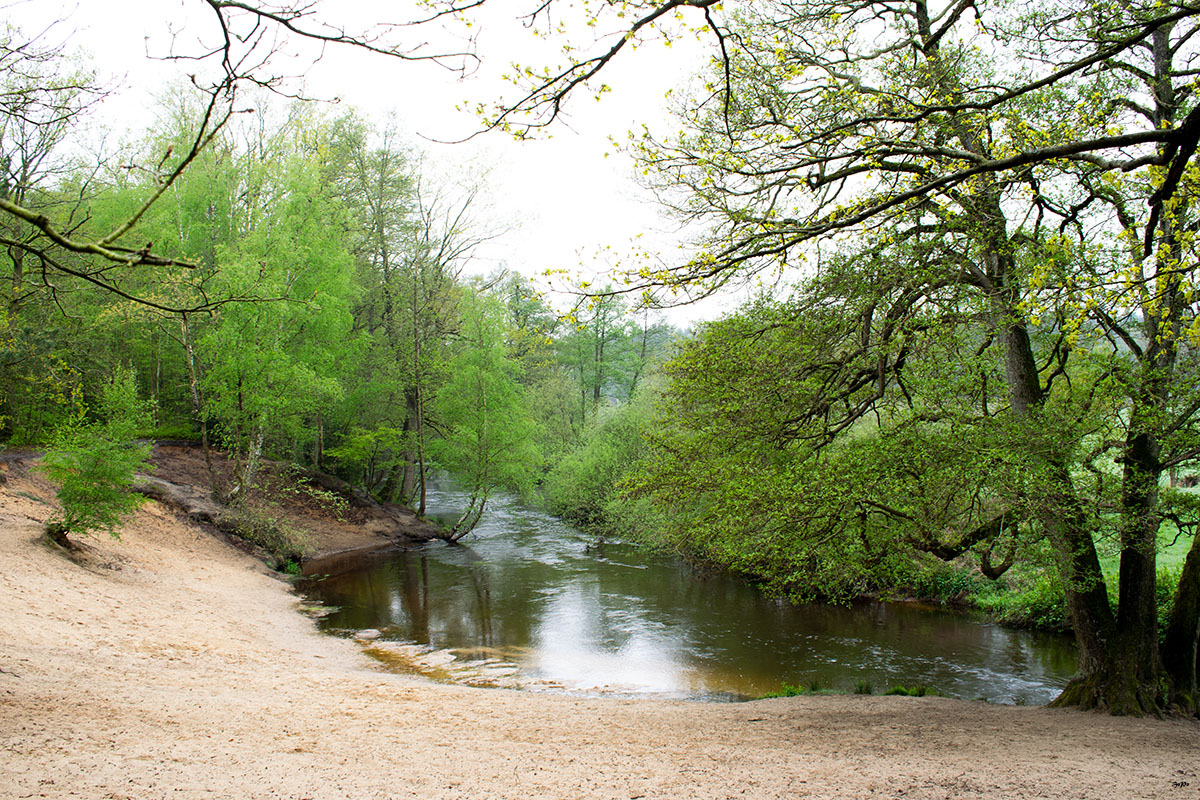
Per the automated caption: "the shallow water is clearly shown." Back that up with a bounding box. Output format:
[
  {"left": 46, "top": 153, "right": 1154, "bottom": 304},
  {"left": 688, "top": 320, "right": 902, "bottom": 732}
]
[{"left": 298, "top": 486, "right": 1077, "bottom": 704}]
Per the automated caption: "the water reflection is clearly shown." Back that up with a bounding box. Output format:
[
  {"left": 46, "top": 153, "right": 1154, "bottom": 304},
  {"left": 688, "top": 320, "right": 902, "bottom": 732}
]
[{"left": 298, "top": 486, "right": 1077, "bottom": 704}]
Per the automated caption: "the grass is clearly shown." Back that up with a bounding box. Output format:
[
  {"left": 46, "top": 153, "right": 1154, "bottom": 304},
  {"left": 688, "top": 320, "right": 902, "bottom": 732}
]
[
  {"left": 1157, "top": 529, "right": 1196, "bottom": 573},
  {"left": 883, "top": 684, "right": 944, "bottom": 697},
  {"left": 759, "top": 679, "right": 829, "bottom": 698},
  {"left": 1096, "top": 523, "right": 1194, "bottom": 580},
  {"left": 759, "top": 679, "right": 944, "bottom": 699}
]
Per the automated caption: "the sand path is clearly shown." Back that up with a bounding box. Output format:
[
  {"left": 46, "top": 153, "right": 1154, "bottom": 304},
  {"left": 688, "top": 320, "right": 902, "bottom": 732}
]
[{"left": 2, "top": 470, "right": 1198, "bottom": 800}]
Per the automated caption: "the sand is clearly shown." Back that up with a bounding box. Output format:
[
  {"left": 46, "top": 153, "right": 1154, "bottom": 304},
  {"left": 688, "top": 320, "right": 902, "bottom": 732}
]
[{"left": 2, "top": 465, "right": 1198, "bottom": 800}]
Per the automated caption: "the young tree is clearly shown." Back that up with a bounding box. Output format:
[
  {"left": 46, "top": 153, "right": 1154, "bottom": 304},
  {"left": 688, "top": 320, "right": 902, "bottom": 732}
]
[
  {"left": 431, "top": 290, "right": 539, "bottom": 540},
  {"left": 37, "top": 366, "right": 153, "bottom": 546}
]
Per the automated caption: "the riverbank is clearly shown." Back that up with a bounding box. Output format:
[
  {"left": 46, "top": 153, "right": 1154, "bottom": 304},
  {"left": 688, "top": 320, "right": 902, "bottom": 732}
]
[
  {"left": 2, "top": 465, "right": 1198, "bottom": 799},
  {"left": 142, "top": 443, "right": 443, "bottom": 562}
]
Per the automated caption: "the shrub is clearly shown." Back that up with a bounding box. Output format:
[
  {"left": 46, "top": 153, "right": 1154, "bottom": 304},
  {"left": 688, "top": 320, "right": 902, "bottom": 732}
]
[
  {"left": 224, "top": 505, "right": 312, "bottom": 567},
  {"left": 902, "top": 559, "right": 987, "bottom": 604},
  {"left": 37, "top": 367, "right": 153, "bottom": 545},
  {"left": 974, "top": 572, "right": 1069, "bottom": 631},
  {"left": 281, "top": 465, "right": 349, "bottom": 520}
]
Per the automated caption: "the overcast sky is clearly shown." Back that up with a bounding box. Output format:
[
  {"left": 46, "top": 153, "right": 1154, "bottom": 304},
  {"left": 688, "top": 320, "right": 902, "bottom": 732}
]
[{"left": 13, "top": 0, "right": 740, "bottom": 324}]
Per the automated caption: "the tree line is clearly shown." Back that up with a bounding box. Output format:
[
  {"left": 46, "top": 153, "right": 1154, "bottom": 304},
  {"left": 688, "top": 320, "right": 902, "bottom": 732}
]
[{"left": 0, "top": 20, "right": 673, "bottom": 542}]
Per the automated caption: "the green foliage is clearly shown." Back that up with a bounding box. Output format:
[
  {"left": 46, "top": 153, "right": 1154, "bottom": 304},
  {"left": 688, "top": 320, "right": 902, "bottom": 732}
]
[
  {"left": 141, "top": 423, "right": 201, "bottom": 442},
  {"left": 973, "top": 573, "right": 1069, "bottom": 632},
  {"left": 893, "top": 560, "right": 990, "bottom": 605},
  {"left": 430, "top": 291, "right": 541, "bottom": 537},
  {"left": 198, "top": 151, "right": 356, "bottom": 457},
  {"left": 1157, "top": 567, "right": 1182, "bottom": 642},
  {"left": 432, "top": 292, "right": 540, "bottom": 494},
  {"left": 324, "top": 426, "right": 410, "bottom": 492},
  {"left": 758, "top": 682, "right": 812, "bottom": 698},
  {"left": 759, "top": 677, "right": 861, "bottom": 698},
  {"left": 37, "top": 367, "right": 153, "bottom": 541},
  {"left": 541, "top": 378, "right": 661, "bottom": 531},
  {"left": 224, "top": 505, "right": 312, "bottom": 567},
  {"left": 280, "top": 466, "right": 349, "bottom": 521},
  {"left": 884, "top": 685, "right": 944, "bottom": 698}
]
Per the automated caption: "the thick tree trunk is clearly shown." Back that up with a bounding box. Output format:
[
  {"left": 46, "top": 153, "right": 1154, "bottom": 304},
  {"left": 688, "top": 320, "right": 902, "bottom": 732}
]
[
  {"left": 1041, "top": 394, "right": 1165, "bottom": 715},
  {"left": 1103, "top": 425, "right": 1167, "bottom": 714},
  {"left": 1162, "top": 533, "right": 1200, "bottom": 713},
  {"left": 1039, "top": 458, "right": 1120, "bottom": 711},
  {"left": 994, "top": 270, "right": 1124, "bottom": 710}
]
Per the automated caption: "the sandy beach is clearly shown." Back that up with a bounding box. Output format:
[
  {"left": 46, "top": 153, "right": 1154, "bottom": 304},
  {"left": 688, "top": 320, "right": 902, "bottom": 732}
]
[{"left": 2, "top": 463, "right": 1198, "bottom": 800}]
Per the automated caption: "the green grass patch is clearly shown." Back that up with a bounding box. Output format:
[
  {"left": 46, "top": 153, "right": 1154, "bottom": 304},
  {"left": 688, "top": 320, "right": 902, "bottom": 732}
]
[
  {"left": 758, "top": 678, "right": 834, "bottom": 698},
  {"left": 884, "top": 684, "right": 943, "bottom": 697}
]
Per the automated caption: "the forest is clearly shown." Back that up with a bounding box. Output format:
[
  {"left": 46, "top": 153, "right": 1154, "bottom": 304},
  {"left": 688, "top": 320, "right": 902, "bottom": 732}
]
[{"left": 3, "top": 0, "right": 1200, "bottom": 720}]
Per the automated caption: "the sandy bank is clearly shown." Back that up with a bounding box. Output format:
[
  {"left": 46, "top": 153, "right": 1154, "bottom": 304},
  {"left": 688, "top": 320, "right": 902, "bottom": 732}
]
[{"left": 1, "top": 466, "right": 1197, "bottom": 800}]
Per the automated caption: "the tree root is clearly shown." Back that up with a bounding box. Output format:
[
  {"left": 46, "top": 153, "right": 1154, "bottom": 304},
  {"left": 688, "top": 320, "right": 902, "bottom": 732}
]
[{"left": 1050, "top": 673, "right": 1165, "bottom": 717}]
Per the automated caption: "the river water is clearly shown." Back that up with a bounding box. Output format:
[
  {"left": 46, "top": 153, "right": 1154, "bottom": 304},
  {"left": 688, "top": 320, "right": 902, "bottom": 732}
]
[{"left": 297, "top": 485, "right": 1077, "bottom": 704}]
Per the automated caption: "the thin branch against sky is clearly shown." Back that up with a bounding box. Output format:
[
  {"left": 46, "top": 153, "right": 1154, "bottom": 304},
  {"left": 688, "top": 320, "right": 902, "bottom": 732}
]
[{"left": 13, "top": 0, "right": 719, "bottom": 322}]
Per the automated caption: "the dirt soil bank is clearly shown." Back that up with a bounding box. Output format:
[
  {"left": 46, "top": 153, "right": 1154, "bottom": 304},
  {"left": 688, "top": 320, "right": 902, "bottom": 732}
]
[{"left": 2, "top": 465, "right": 1198, "bottom": 800}]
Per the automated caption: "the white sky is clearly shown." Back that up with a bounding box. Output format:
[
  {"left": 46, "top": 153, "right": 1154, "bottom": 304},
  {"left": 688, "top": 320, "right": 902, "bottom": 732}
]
[{"left": 11, "top": 0, "right": 741, "bottom": 325}]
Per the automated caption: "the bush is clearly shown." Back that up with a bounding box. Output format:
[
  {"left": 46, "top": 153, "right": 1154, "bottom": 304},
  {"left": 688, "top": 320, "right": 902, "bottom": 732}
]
[
  {"left": 902, "top": 559, "right": 988, "bottom": 604},
  {"left": 37, "top": 367, "right": 153, "bottom": 544},
  {"left": 224, "top": 505, "right": 312, "bottom": 567},
  {"left": 541, "top": 384, "right": 658, "bottom": 533},
  {"left": 973, "top": 572, "right": 1069, "bottom": 631}
]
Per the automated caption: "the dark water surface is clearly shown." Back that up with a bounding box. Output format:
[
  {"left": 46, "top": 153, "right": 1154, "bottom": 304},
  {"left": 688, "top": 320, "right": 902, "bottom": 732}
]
[{"left": 298, "top": 486, "right": 1077, "bottom": 704}]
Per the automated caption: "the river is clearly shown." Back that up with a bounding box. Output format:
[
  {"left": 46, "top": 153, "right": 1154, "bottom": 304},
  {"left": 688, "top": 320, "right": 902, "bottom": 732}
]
[{"left": 297, "top": 484, "right": 1077, "bottom": 704}]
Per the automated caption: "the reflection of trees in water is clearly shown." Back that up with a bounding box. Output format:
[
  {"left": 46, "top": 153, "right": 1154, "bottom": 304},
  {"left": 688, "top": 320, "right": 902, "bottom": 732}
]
[
  {"left": 455, "top": 543, "right": 495, "bottom": 648},
  {"left": 301, "top": 504, "right": 1076, "bottom": 701},
  {"left": 384, "top": 544, "right": 501, "bottom": 649},
  {"left": 401, "top": 554, "right": 430, "bottom": 643}
]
